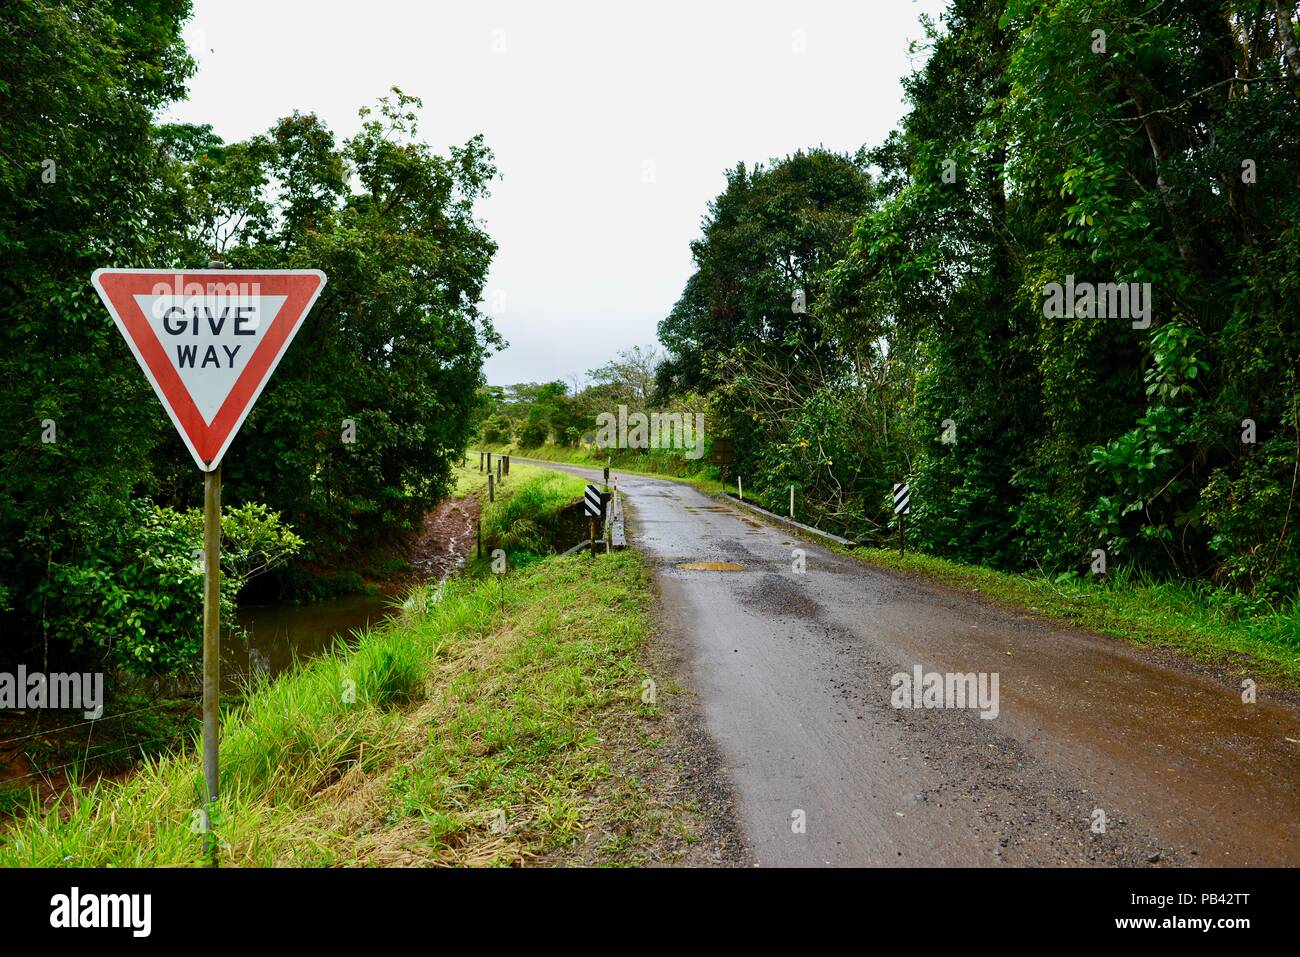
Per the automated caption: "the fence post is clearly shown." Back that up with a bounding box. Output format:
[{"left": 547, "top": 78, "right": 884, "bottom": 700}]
[
  {"left": 488, "top": 473, "right": 494, "bottom": 502},
  {"left": 789, "top": 484, "right": 794, "bottom": 519}
]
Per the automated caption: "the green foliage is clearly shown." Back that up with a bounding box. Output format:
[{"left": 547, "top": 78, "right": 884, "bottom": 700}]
[
  {"left": 0, "top": 0, "right": 195, "bottom": 670},
  {"left": 198, "top": 90, "right": 499, "bottom": 562},
  {"left": 0, "top": 3, "right": 497, "bottom": 676},
  {"left": 478, "top": 471, "right": 587, "bottom": 556},
  {"left": 656, "top": 0, "right": 1300, "bottom": 606},
  {"left": 1203, "top": 427, "right": 1300, "bottom": 608},
  {"left": 36, "top": 501, "right": 302, "bottom": 676}
]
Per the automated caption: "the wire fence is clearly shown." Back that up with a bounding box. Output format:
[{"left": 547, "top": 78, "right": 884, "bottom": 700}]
[{"left": 0, "top": 695, "right": 199, "bottom": 788}]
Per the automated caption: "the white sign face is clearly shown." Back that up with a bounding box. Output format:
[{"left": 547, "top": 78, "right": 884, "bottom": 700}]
[{"left": 134, "top": 293, "right": 287, "bottom": 423}]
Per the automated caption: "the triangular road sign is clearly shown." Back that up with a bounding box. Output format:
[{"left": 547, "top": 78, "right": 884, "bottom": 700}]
[{"left": 92, "top": 268, "right": 326, "bottom": 471}]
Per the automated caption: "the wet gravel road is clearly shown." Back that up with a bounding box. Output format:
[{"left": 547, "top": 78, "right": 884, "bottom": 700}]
[{"left": 525, "top": 460, "right": 1300, "bottom": 867}]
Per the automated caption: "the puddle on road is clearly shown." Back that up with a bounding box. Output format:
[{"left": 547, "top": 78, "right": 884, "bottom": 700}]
[{"left": 676, "top": 561, "right": 745, "bottom": 572}]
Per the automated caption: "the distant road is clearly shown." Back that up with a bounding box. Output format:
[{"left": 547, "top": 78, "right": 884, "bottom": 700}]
[{"left": 520, "top": 458, "right": 1300, "bottom": 867}]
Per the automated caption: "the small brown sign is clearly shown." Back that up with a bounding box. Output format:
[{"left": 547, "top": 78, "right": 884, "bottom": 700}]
[{"left": 711, "top": 438, "right": 735, "bottom": 466}]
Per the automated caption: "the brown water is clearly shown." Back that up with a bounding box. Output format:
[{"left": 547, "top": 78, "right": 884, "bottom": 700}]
[{"left": 221, "top": 591, "right": 395, "bottom": 691}]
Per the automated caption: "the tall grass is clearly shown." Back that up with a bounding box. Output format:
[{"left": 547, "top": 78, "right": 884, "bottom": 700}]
[
  {"left": 478, "top": 469, "right": 587, "bottom": 554},
  {"left": 0, "top": 617, "right": 428, "bottom": 866},
  {"left": 1, "top": 524, "right": 658, "bottom": 867}
]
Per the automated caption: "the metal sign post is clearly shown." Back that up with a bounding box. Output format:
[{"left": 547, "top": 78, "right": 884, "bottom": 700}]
[{"left": 202, "top": 465, "right": 221, "bottom": 859}]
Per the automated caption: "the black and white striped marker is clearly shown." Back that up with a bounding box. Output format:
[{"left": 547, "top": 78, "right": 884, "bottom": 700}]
[
  {"left": 893, "top": 483, "right": 911, "bottom": 515},
  {"left": 584, "top": 484, "right": 603, "bottom": 517}
]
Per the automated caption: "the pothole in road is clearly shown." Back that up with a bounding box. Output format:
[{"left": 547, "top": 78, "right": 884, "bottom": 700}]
[{"left": 676, "top": 561, "right": 745, "bottom": 572}]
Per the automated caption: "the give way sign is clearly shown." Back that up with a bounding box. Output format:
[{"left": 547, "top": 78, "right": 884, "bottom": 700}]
[{"left": 92, "top": 268, "right": 327, "bottom": 471}]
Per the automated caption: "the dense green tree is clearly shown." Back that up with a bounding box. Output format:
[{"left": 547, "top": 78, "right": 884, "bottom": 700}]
[
  {"left": 0, "top": 0, "right": 195, "bottom": 668},
  {"left": 659, "top": 0, "right": 1300, "bottom": 603},
  {"left": 0, "top": 2, "right": 499, "bottom": 672},
  {"left": 198, "top": 92, "right": 501, "bottom": 566}
]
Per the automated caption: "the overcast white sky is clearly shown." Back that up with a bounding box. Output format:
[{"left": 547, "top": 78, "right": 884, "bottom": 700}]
[{"left": 163, "top": 0, "right": 945, "bottom": 387}]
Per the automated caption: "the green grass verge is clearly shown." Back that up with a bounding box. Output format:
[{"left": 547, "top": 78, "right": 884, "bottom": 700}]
[
  {"left": 0, "top": 549, "right": 670, "bottom": 866},
  {"left": 475, "top": 468, "right": 587, "bottom": 555}
]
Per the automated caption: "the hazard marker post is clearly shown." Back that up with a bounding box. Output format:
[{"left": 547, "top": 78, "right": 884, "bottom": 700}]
[
  {"left": 584, "top": 483, "right": 603, "bottom": 556},
  {"left": 893, "top": 483, "right": 911, "bottom": 556},
  {"left": 92, "top": 267, "right": 326, "bottom": 862}
]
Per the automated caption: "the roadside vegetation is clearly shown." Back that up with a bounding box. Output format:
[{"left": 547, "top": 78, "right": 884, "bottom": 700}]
[
  {"left": 479, "top": 1, "right": 1300, "bottom": 659},
  {"left": 0, "top": 551, "right": 682, "bottom": 866},
  {"left": 1, "top": 471, "right": 689, "bottom": 866},
  {"left": 2, "top": 2, "right": 499, "bottom": 686},
  {"left": 477, "top": 440, "right": 737, "bottom": 496}
]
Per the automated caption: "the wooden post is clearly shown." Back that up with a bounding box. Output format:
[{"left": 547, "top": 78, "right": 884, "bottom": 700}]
[
  {"left": 899, "top": 512, "right": 905, "bottom": 557},
  {"left": 487, "top": 451, "right": 492, "bottom": 474},
  {"left": 603, "top": 465, "right": 609, "bottom": 487},
  {"left": 488, "top": 473, "right": 494, "bottom": 502},
  {"left": 479, "top": 451, "right": 483, "bottom": 472},
  {"left": 504, "top": 455, "right": 510, "bottom": 476},
  {"left": 589, "top": 518, "right": 596, "bottom": 557},
  {"left": 789, "top": 484, "right": 794, "bottom": 519},
  {"left": 202, "top": 465, "right": 221, "bottom": 862},
  {"left": 496, "top": 457, "right": 502, "bottom": 485}
]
